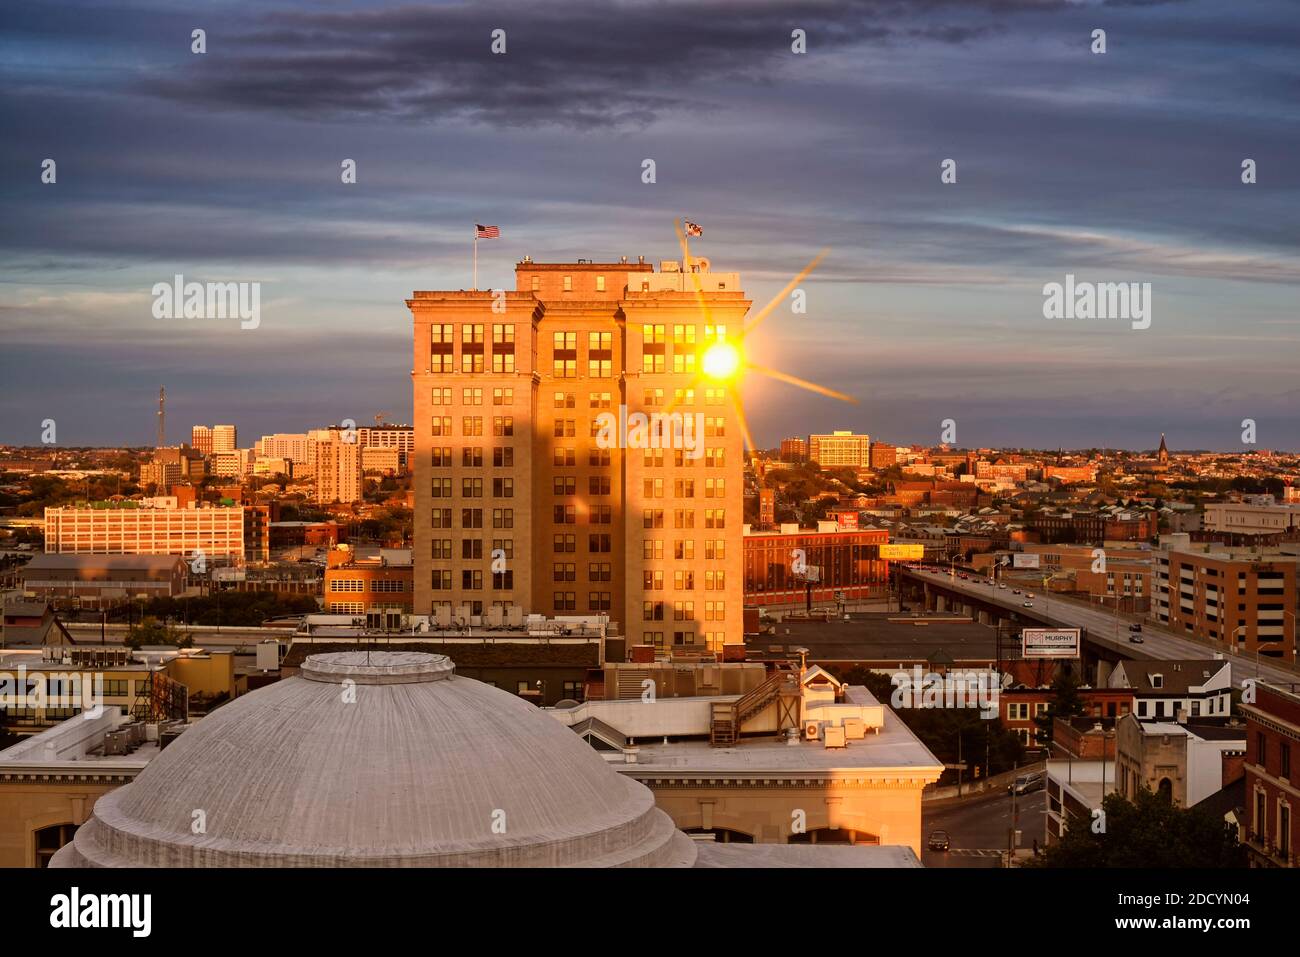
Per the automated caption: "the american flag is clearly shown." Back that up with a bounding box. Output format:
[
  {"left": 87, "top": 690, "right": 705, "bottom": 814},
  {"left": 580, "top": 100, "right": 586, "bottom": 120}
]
[
  {"left": 684, "top": 221, "right": 703, "bottom": 237},
  {"left": 476, "top": 224, "right": 500, "bottom": 239}
]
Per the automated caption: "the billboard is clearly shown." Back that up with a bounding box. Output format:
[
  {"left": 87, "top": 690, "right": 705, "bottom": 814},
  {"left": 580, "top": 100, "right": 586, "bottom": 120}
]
[
  {"left": 1012, "top": 552, "right": 1041, "bottom": 569},
  {"left": 1021, "top": 628, "right": 1080, "bottom": 659},
  {"left": 833, "top": 511, "right": 859, "bottom": 531},
  {"left": 879, "top": 544, "right": 926, "bottom": 560}
]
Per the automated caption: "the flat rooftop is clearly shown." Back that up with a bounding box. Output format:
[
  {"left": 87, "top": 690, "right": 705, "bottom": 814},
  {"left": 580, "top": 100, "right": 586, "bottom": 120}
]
[{"left": 613, "top": 688, "right": 942, "bottom": 778}]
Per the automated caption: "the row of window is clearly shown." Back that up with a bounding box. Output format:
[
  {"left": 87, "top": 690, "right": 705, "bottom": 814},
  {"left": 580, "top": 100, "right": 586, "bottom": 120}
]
[
  {"left": 643, "top": 540, "right": 727, "bottom": 560},
  {"left": 640, "top": 570, "right": 727, "bottom": 590},
  {"left": 431, "top": 508, "right": 515, "bottom": 529},
  {"left": 552, "top": 563, "right": 613, "bottom": 582},
  {"left": 431, "top": 447, "right": 516, "bottom": 467},
  {"left": 327, "top": 578, "right": 410, "bottom": 593},
  {"left": 430, "top": 416, "right": 514, "bottom": 436},
  {"left": 553, "top": 592, "right": 613, "bottom": 611},
  {"left": 432, "top": 387, "right": 515, "bottom": 406},
  {"left": 642, "top": 509, "right": 727, "bottom": 529},
  {"left": 432, "top": 478, "right": 515, "bottom": 498},
  {"left": 642, "top": 601, "right": 726, "bottom": 621},
  {"left": 432, "top": 570, "right": 516, "bottom": 591}
]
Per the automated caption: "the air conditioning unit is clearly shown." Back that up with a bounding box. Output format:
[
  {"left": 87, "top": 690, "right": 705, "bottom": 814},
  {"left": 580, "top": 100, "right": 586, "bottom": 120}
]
[
  {"left": 823, "top": 725, "right": 847, "bottom": 749},
  {"left": 804, "top": 720, "right": 821, "bottom": 741}
]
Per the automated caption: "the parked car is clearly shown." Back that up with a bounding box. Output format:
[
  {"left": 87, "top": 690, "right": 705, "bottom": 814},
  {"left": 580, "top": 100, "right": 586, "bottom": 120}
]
[
  {"left": 1012, "top": 772, "right": 1045, "bottom": 795},
  {"left": 927, "top": 829, "right": 950, "bottom": 852}
]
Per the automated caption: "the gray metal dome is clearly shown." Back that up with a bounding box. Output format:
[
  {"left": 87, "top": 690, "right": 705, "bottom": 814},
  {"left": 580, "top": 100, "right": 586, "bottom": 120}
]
[{"left": 52, "top": 652, "right": 694, "bottom": 868}]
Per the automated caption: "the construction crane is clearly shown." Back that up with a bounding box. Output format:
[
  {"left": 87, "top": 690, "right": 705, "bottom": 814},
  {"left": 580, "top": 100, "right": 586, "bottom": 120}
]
[
  {"left": 156, "top": 387, "right": 166, "bottom": 448},
  {"left": 373, "top": 411, "right": 390, "bottom": 428}
]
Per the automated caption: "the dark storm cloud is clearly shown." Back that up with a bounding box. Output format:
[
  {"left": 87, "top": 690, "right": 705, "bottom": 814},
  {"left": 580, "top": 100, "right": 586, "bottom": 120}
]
[{"left": 127, "top": 0, "right": 1083, "bottom": 128}]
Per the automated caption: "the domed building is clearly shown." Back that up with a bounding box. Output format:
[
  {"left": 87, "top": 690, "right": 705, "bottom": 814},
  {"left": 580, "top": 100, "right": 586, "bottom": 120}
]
[{"left": 51, "top": 652, "right": 695, "bottom": 867}]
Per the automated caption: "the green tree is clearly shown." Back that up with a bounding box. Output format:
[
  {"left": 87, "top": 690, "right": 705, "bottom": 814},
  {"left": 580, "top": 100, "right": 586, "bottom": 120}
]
[
  {"left": 124, "top": 617, "right": 191, "bottom": 650},
  {"left": 1028, "top": 787, "right": 1247, "bottom": 868}
]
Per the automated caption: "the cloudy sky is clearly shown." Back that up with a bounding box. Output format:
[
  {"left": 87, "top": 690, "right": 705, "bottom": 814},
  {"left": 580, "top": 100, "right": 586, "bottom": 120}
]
[{"left": 2, "top": 0, "right": 1298, "bottom": 451}]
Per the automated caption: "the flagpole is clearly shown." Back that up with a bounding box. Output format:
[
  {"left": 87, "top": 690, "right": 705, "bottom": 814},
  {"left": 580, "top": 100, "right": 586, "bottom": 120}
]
[{"left": 472, "top": 228, "right": 478, "bottom": 291}]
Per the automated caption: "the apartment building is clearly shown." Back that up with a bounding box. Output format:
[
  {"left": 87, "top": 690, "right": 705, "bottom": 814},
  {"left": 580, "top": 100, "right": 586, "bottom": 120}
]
[
  {"left": 311, "top": 427, "right": 363, "bottom": 504},
  {"left": 409, "top": 256, "right": 746, "bottom": 654},
  {"left": 1152, "top": 536, "right": 1298, "bottom": 662},
  {"left": 808, "top": 431, "right": 871, "bottom": 469},
  {"left": 779, "top": 437, "right": 807, "bottom": 462},
  {"left": 43, "top": 503, "right": 245, "bottom": 560}
]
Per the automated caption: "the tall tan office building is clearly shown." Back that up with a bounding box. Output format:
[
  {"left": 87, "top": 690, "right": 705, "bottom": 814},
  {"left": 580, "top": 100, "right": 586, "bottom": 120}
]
[{"left": 409, "top": 256, "right": 747, "bottom": 653}]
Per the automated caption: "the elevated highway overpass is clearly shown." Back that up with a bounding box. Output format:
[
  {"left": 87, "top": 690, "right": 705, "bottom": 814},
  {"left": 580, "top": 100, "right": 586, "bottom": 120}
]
[{"left": 899, "top": 566, "right": 1296, "bottom": 690}]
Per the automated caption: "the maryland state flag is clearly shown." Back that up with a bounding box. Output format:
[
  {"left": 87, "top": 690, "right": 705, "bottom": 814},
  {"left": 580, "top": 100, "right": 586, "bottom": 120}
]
[{"left": 684, "top": 221, "right": 703, "bottom": 237}]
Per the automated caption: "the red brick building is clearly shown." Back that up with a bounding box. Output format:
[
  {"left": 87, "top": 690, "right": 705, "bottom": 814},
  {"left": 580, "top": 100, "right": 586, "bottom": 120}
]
[
  {"left": 743, "top": 526, "right": 889, "bottom": 606},
  {"left": 1241, "top": 681, "right": 1300, "bottom": 866},
  {"left": 999, "top": 687, "right": 1135, "bottom": 748}
]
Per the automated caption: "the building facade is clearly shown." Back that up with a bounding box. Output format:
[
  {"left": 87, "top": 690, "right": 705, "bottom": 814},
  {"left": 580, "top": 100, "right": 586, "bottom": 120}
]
[
  {"left": 1152, "top": 541, "right": 1298, "bottom": 663},
  {"left": 410, "top": 257, "right": 746, "bottom": 654},
  {"left": 1241, "top": 681, "right": 1299, "bottom": 866},
  {"left": 312, "top": 428, "right": 364, "bottom": 504},
  {"left": 809, "top": 431, "right": 871, "bottom": 469},
  {"left": 743, "top": 523, "right": 890, "bottom": 607},
  {"left": 43, "top": 504, "right": 245, "bottom": 561}
]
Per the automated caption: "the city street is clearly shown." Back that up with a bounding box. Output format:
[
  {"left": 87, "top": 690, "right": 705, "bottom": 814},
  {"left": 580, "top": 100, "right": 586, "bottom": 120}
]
[
  {"left": 906, "top": 568, "right": 1296, "bottom": 689},
  {"left": 922, "top": 788, "right": 1047, "bottom": 868}
]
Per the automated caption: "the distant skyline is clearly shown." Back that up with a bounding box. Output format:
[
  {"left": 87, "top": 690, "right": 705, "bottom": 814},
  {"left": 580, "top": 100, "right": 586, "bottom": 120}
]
[{"left": 3, "top": 0, "right": 1299, "bottom": 450}]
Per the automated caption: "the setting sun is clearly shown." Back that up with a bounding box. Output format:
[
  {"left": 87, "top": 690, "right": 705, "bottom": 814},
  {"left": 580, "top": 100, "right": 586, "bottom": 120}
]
[{"left": 701, "top": 341, "right": 741, "bottom": 381}]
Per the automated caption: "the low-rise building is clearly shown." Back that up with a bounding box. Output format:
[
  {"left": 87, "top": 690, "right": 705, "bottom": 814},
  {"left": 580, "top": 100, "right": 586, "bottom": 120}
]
[
  {"left": 0, "top": 710, "right": 185, "bottom": 867},
  {"left": 1107, "top": 659, "right": 1233, "bottom": 722},
  {"left": 550, "top": 664, "right": 942, "bottom": 854},
  {"left": 322, "top": 546, "right": 414, "bottom": 624},
  {"left": 19, "top": 554, "right": 188, "bottom": 608},
  {"left": 1114, "top": 712, "right": 1246, "bottom": 808}
]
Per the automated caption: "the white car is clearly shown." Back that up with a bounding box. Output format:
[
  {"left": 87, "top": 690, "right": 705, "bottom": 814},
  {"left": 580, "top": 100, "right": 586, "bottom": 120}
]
[{"left": 1023, "top": 601, "right": 1033, "bottom": 608}]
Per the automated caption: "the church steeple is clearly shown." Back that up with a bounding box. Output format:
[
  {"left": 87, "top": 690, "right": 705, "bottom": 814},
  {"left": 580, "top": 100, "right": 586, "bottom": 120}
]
[{"left": 1157, "top": 433, "right": 1169, "bottom": 464}]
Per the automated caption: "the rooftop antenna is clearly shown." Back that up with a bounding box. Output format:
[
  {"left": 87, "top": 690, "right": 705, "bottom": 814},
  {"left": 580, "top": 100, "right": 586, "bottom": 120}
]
[{"left": 156, "top": 387, "right": 166, "bottom": 448}]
